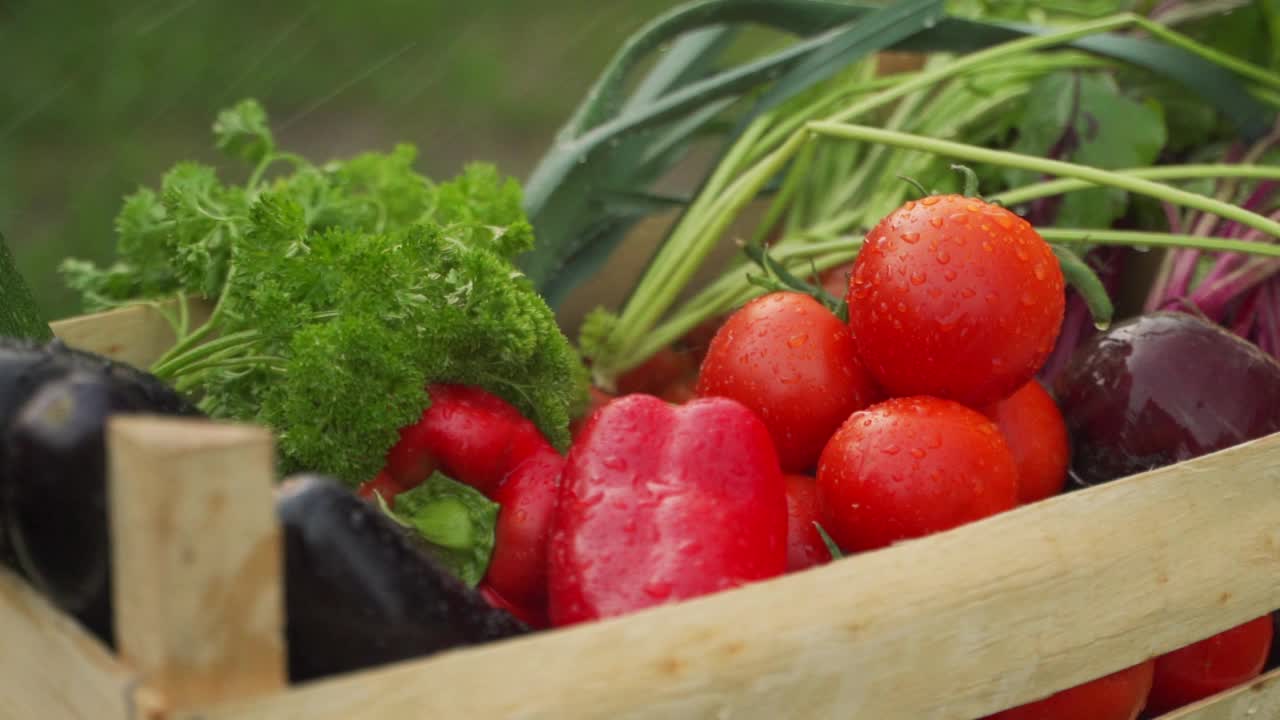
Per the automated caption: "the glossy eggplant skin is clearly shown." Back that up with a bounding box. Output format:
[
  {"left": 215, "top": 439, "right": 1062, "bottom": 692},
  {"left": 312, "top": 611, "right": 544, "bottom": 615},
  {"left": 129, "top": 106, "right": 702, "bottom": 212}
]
[
  {"left": 278, "top": 475, "right": 528, "bottom": 683},
  {"left": 0, "top": 337, "right": 201, "bottom": 645},
  {"left": 1054, "top": 312, "right": 1280, "bottom": 487}
]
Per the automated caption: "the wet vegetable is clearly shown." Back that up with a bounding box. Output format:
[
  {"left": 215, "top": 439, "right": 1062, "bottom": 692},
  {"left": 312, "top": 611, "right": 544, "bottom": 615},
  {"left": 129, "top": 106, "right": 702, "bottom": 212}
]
[
  {"left": 0, "top": 338, "right": 200, "bottom": 645},
  {"left": 548, "top": 394, "right": 786, "bottom": 627},
  {"left": 1054, "top": 312, "right": 1280, "bottom": 486},
  {"left": 278, "top": 475, "right": 527, "bottom": 683}
]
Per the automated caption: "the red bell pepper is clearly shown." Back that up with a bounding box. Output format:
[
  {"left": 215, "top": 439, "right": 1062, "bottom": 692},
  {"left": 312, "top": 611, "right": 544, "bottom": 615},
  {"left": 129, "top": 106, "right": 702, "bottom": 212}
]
[
  {"left": 383, "top": 384, "right": 554, "bottom": 498},
  {"left": 548, "top": 394, "right": 787, "bottom": 626},
  {"left": 482, "top": 447, "right": 565, "bottom": 622}
]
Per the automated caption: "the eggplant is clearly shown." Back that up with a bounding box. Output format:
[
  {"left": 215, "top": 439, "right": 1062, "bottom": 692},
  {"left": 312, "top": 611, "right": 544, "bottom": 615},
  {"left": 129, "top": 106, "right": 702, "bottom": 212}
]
[
  {"left": 0, "top": 337, "right": 201, "bottom": 645},
  {"left": 1054, "top": 312, "right": 1280, "bottom": 487},
  {"left": 278, "top": 475, "right": 528, "bottom": 683}
]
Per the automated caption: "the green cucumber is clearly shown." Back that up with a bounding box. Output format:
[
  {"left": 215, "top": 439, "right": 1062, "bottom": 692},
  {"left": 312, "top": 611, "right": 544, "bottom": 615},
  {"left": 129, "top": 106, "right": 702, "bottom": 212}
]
[{"left": 0, "top": 232, "right": 52, "bottom": 341}]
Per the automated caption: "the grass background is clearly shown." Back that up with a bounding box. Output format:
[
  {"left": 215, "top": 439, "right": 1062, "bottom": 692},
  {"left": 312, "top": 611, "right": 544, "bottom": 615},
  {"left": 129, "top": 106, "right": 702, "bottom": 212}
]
[{"left": 0, "top": 0, "right": 681, "bottom": 320}]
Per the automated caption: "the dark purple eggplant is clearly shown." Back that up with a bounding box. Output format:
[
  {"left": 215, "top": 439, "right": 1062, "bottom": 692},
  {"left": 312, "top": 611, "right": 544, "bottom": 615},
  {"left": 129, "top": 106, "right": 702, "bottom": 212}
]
[
  {"left": 0, "top": 337, "right": 201, "bottom": 645},
  {"left": 278, "top": 475, "right": 528, "bottom": 683},
  {"left": 1054, "top": 311, "right": 1280, "bottom": 486}
]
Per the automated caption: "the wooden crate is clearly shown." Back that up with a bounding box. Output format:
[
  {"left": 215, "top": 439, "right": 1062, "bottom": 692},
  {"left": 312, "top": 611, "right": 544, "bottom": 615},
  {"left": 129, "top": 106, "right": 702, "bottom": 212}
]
[{"left": 3, "top": 301, "right": 1278, "bottom": 719}]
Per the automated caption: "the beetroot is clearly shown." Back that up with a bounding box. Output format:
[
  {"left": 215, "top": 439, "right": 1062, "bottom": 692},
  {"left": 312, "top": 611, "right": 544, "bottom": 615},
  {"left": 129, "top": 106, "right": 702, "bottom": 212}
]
[{"left": 1054, "top": 311, "right": 1280, "bottom": 487}]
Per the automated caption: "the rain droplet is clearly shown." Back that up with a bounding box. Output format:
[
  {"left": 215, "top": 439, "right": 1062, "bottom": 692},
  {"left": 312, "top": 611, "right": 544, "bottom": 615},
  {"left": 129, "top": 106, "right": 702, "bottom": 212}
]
[
  {"left": 896, "top": 302, "right": 907, "bottom": 313},
  {"left": 936, "top": 250, "right": 951, "bottom": 265},
  {"left": 929, "top": 216, "right": 944, "bottom": 228},
  {"left": 903, "top": 200, "right": 917, "bottom": 211},
  {"left": 787, "top": 333, "right": 808, "bottom": 348},
  {"left": 902, "top": 232, "right": 921, "bottom": 244},
  {"left": 944, "top": 269, "right": 958, "bottom": 282},
  {"left": 960, "top": 287, "right": 976, "bottom": 298},
  {"left": 921, "top": 196, "right": 941, "bottom": 207},
  {"left": 881, "top": 444, "right": 901, "bottom": 455},
  {"left": 909, "top": 448, "right": 926, "bottom": 459},
  {"left": 1020, "top": 291, "right": 1035, "bottom": 307},
  {"left": 644, "top": 581, "right": 673, "bottom": 599},
  {"left": 603, "top": 456, "right": 627, "bottom": 471},
  {"left": 1033, "top": 264, "right": 1047, "bottom": 281},
  {"left": 982, "top": 241, "right": 994, "bottom": 253},
  {"left": 909, "top": 271, "right": 926, "bottom": 286}
]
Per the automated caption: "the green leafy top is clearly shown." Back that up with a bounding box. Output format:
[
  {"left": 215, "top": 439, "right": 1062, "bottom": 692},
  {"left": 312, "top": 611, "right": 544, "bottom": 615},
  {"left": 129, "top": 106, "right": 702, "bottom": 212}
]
[
  {"left": 375, "top": 472, "right": 500, "bottom": 587},
  {"left": 64, "top": 100, "right": 584, "bottom": 484}
]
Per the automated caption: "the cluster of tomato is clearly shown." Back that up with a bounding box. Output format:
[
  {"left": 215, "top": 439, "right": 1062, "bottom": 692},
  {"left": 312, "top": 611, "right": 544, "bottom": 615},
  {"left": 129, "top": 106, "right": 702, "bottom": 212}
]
[{"left": 607, "top": 194, "right": 1272, "bottom": 719}]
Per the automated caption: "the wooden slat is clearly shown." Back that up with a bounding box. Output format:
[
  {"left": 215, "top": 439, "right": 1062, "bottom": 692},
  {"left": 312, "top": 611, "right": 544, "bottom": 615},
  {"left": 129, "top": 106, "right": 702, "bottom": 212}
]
[
  {"left": 108, "top": 416, "right": 286, "bottom": 712},
  {"left": 186, "top": 432, "right": 1280, "bottom": 720},
  {"left": 50, "top": 298, "right": 213, "bottom": 369},
  {"left": 0, "top": 569, "right": 159, "bottom": 720},
  {"left": 1162, "top": 667, "right": 1280, "bottom": 719}
]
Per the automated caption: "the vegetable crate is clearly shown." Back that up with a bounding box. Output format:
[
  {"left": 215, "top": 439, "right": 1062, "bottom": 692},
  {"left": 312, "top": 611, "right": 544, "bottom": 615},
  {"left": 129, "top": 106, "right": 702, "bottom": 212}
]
[{"left": 3, "top": 301, "right": 1278, "bottom": 720}]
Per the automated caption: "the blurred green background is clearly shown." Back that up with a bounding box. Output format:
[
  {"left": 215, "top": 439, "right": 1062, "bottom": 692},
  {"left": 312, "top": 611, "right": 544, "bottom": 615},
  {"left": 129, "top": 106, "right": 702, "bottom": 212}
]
[{"left": 1, "top": 0, "right": 680, "bottom": 320}]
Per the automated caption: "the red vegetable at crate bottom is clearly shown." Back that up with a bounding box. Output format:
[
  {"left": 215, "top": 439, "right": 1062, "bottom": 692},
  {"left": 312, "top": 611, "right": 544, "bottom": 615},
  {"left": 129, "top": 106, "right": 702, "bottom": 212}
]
[
  {"left": 385, "top": 384, "right": 553, "bottom": 498},
  {"left": 985, "top": 660, "right": 1155, "bottom": 720},
  {"left": 784, "top": 474, "right": 830, "bottom": 572},
  {"left": 482, "top": 448, "right": 565, "bottom": 619},
  {"left": 548, "top": 394, "right": 787, "bottom": 626},
  {"left": 696, "top": 291, "right": 881, "bottom": 473},
  {"left": 846, "top": 194, "right": 1065, "bottom": 407},
  {"left": 981, "top": 380, "right": 1068, "bottom": 504},
  {"left": 817, "top": 396, "right": 1018, "bottom": 553},
  {"left": 1144, "top": 615, "right": 1274, "bottom": 715}
]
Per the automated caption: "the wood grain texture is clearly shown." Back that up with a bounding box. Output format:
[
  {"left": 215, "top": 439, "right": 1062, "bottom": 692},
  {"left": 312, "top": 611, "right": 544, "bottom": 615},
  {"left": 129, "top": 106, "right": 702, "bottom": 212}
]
[
  {"left": 108, "top": 416, "right": 286, "bottom": 711},
  {"left": 0, "top": 569, "right": 151, "bottom": 720},
  {"left": 186, "top": 432, "right": 1280, "bottom": 720},
  {"left": 50, "top": 298, "right": 213, "bottom": 369},
  {"left": 1162, "top": 668, "right": 1280, "bottom": 719}
]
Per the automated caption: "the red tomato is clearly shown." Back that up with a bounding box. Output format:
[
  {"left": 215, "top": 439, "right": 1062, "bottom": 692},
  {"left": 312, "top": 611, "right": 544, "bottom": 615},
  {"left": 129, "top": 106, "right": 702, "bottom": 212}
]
[
  {"left": 846, "top": 195, "right": 1065, "bottom": 407},
  {"left": 484, "top": 449, "right": 565, "bottom": 616},
  {"left": 784, "top": 474, "right": 830, "bottom": 572},
  {"left": 982, "top": 380, "right": 1069, "bottom": 504},
  {"left": 986, "top": 660, "right": 1155, "bottom": 720},
  {"left": 1146, "top": 615, "right": 1274, "bottom": 715},
  {"left": 816, "top": 396, "right": 1018, "bottom": 552},
  {"left": 696, "top": 291, "right": 882, "bottom": 473}
]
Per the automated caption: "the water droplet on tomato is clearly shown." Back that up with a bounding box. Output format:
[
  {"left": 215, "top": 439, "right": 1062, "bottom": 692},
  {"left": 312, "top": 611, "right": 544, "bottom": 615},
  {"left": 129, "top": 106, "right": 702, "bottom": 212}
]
[
  {"left": 1015, "top": 246, "right": 1029, "bottom": 261},
  {"left": 936, "top": 250, "right": 950, "bottom": 265},
  {"left": 644, "top": 581, "right": 673, "bottom": 599},
  {"left": 944, "top": 269, "right": 958, "bottom": 281},
  {"left": 920, "top": 196, "right": 940, "bottom": 207},
  {"left": 902, "top": 232, "right": 921, "bottom": 244},
  {"left": 787, "top": 333, "right": 808, "bottom": 348},
  {"left": 960, "top": 287, "right": 976, "bottom": 298},
  {"left": 981, "top": 241, "right": 994, "bottom": 253},
  {"left": 1033, "top": 263, "right": 1047, "bottom": 281},
  {"left": 928, "top": 216, "right": 944, "bottom": 228},
  {"left": 910, "top": 272, "right": 926, "bottom": 285},
  {"left": 903, "top": 200, "right": 917, "bottom": 211},
  {"left": 881, "top": 444, "right": 900, "bottom": 455},
  {"left": 996, "top": 215, "right": 1013, "bottom": 229},
  {"left": 603, "top": 455, "right": 627, "bottom": 471},
  {"left": 1020, "top": 291, "right": 1035, "bottom": 306},
  {"left": 909, "top": 448, "right": 926, "bottom": 459}
]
